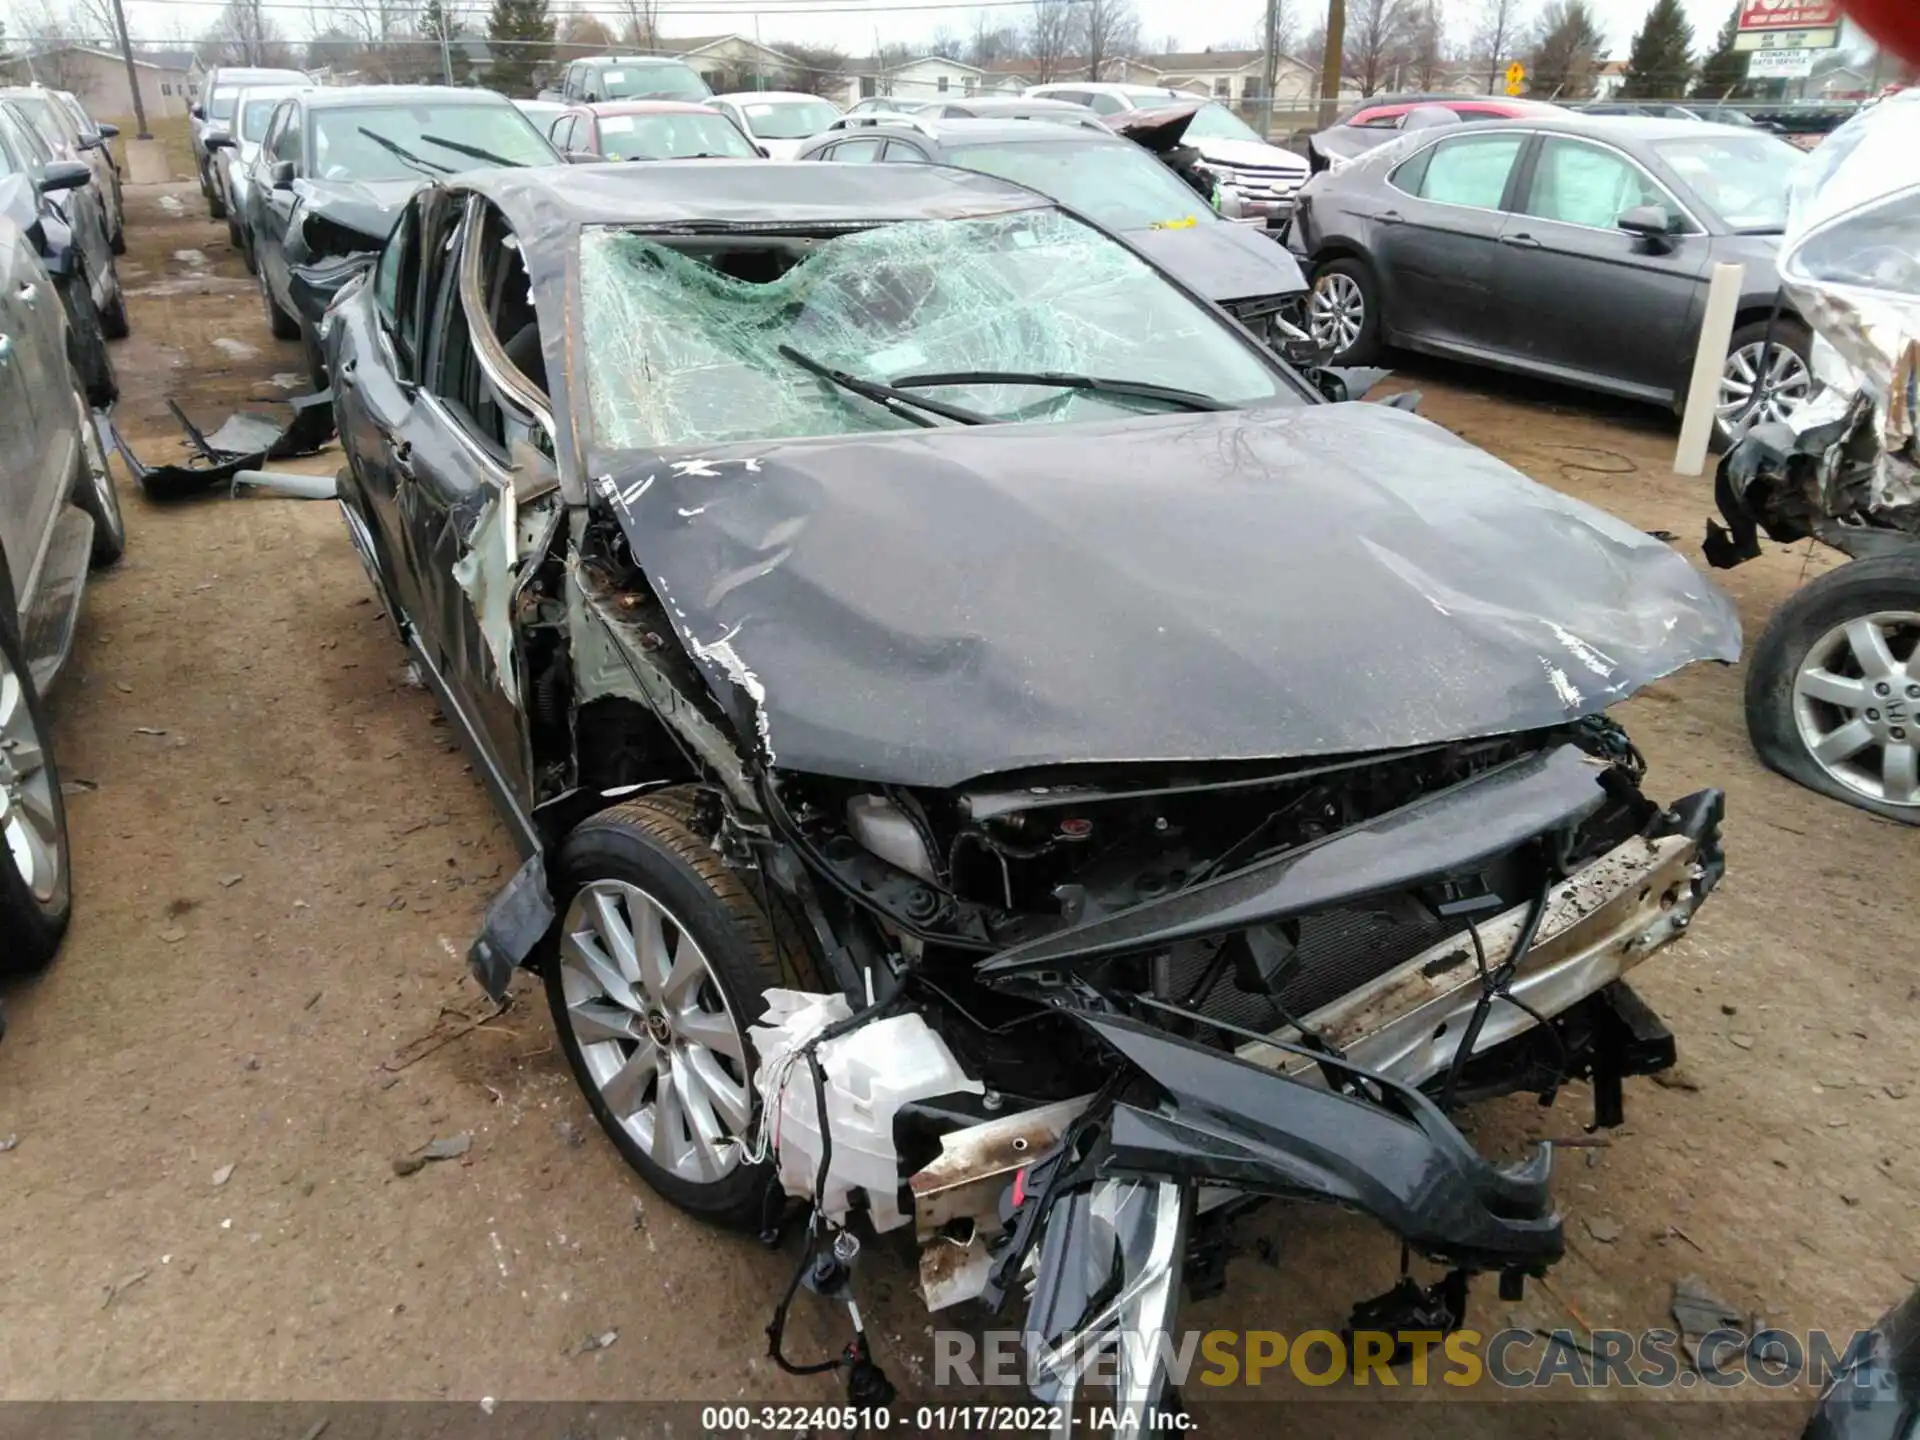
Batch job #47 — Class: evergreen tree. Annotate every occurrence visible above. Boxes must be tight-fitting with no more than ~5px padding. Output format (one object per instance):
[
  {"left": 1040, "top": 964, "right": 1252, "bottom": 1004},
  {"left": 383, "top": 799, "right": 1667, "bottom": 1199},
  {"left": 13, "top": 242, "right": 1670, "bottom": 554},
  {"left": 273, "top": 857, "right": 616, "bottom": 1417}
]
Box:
[
  {"left": 485, "top": 0, "right": 552, "bottom": 97},
  {"left": 1619, "top": 0, "right": 1694, "bottom": 99},
  {"left": 1691, "top": 5, "right": 1748, "bottom": 99},
  {"left": 1527, "top": 0, "right": 1605, "bottom": 98},
  {"left": 421, "top": 0, "right": 472, "bottom": 84}
]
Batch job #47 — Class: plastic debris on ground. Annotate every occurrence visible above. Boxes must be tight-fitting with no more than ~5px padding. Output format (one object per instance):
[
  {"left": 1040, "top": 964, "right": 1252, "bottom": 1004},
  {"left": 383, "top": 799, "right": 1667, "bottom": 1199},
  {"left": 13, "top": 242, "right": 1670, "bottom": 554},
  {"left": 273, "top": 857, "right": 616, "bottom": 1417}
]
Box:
[{"left": 107, "top": 392, "right": 336, "bottom": 501}]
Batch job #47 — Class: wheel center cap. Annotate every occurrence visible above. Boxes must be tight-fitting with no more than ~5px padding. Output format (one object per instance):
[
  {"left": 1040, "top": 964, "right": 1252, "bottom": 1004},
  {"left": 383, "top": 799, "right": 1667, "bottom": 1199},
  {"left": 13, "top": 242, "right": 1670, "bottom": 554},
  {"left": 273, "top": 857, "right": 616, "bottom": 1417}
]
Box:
[{"left": 645, "top": 1011, "right": 672, "bottom": 1046}]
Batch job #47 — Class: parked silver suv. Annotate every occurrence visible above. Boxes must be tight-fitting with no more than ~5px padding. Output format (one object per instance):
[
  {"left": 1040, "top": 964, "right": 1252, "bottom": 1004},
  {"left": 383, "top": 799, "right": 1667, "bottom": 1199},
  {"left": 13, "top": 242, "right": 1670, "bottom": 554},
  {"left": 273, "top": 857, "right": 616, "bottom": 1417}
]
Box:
[{"left": 192, "top": 64, "right": 309, "bottom": 220}]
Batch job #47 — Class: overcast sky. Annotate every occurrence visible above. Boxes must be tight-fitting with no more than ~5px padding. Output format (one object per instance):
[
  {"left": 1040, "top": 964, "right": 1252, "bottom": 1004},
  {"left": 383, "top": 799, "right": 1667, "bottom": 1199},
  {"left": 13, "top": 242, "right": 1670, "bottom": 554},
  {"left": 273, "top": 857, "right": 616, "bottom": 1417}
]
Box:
[{"left": 18, "top": 0, "right": 1876, "bottom": 65}]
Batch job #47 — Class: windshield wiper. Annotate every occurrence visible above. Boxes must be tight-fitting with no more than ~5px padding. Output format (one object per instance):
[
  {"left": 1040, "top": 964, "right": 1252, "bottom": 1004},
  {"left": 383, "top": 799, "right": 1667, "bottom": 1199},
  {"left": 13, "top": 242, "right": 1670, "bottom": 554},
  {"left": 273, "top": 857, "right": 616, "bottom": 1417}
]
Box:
[
  {"left": 419, "top": 133, "right": 528, "bottom": 169},
  {"left": 889, "top": 369, "right": 1231, "bottom": 413},
  {"left": 777, "top": 345, "right": 993, "bottom": 427},
  {"left": 356, "top": 126, "right": 451, "bottom": 176}
]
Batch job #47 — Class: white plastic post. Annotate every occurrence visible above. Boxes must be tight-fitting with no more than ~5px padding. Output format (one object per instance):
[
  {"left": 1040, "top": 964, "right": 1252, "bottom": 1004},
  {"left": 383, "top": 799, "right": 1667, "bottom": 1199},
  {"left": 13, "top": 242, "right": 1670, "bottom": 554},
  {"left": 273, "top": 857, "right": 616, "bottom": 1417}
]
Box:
[{"left": 1673, "top": 262, "right": 1746, "bottom": 477}]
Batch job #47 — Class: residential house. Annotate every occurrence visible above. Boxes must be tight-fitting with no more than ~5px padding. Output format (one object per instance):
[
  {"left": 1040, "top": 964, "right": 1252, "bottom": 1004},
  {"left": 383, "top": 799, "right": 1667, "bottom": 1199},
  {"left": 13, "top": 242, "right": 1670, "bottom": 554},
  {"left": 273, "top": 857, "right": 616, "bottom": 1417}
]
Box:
[
  {"left": 652, "top": 34, "right": 806, "bottom": 91},
  {"left": 1140, "top": 49, "right": 1317, "bottom": 104},
  {"left": 834, "top": 55, "right": 1009, "bottom": 107},
  {"left": 0, "top": 44, "right": 197, "bottom": 122}
]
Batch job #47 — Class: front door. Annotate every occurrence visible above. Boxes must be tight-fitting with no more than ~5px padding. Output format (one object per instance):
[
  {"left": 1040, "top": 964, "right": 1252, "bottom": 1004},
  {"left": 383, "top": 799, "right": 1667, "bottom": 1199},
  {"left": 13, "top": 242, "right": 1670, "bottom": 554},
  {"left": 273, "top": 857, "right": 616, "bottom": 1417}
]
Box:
[
  {"left": 1491, "top": 134, "right": 1709, "bottom": 400},
  {"left": 256, "top": 102, "right": 304, "bottom": 316}
]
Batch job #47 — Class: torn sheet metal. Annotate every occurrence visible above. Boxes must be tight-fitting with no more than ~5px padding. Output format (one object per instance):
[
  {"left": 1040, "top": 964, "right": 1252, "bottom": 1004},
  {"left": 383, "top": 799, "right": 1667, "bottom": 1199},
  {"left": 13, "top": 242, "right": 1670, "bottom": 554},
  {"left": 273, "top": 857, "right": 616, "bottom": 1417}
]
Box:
[
  {"left": 1776, "top": 88, "right": 1920, "bottom": 515},
  {"left": 112, "top": 392, "right": 336, "bottom": 500},
  {"left": 603, "top": 400, "right": 1740, "bottom": 788},
  {"left": 451, "top": 496, "right": 518, "bottom": 694}
]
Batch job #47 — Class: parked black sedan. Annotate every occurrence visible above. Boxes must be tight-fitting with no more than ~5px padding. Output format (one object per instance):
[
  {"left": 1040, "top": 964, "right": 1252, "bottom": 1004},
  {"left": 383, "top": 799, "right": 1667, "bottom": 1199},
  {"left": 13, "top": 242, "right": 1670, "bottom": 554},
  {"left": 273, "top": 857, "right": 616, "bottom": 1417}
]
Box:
[
  {"left": 238, "top": 85, "right": 559, "bottom": 382},
  {"left": 1288, "top": 115, "right": 1810, "bottom": 438}
]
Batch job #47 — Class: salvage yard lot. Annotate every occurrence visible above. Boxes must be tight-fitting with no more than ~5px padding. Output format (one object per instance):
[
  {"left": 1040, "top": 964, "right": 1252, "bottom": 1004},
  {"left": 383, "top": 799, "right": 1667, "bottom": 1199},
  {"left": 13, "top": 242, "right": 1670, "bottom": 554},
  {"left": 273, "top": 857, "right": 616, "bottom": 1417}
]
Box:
[{"left": 0, "top": 182, "right": 1914, "bottom": 1431}]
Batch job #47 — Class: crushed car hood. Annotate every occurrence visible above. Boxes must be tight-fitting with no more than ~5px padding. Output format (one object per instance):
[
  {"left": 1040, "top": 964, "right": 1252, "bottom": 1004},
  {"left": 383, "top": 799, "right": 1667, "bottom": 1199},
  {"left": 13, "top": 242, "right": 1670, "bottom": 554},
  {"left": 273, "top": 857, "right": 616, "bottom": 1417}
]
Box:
[
  {"left": 605, "top": 402, "right": 1740, "bottom": 787},
  {"left": 1125, "top": 220, "right": 1305, "bottom": 303},
  {"left": 294, "top": 176, "right": 419, "bottom": 242}
]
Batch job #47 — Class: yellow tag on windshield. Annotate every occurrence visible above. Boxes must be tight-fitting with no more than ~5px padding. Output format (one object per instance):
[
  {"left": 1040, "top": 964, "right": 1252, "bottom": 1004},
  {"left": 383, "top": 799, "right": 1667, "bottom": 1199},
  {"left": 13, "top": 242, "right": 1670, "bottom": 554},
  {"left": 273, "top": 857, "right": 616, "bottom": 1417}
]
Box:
[{"left": 1151, "top": 215, "right": 1200, "bottom": 230}]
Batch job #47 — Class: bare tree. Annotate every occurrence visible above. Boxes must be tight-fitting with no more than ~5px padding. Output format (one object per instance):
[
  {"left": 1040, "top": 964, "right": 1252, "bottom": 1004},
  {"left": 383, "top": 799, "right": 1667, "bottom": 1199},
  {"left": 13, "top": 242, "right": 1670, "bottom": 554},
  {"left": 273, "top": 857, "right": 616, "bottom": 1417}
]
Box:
[
  {"left": 1025, "top": 0, "right": 1076, "bottom": 82},
  {"left": 1076, "top": 0, "right": 1138, "bottom": 80},
  {"left": 1344, "top": 0, "right": 1416, "bottom": 95},
  {"left": 611, "top": 0, "right": 660, "bottom": 49},
  {"left": 7, "top": 0, "right": 93, "bottom": 86},
  {"left": 926, "top": 24, "right": 964, "bottom": 59},
  {"left": 202, "top": 0, "right": 295, "bottom": 67},
  {"left": 1473, "top": 0, "right": 1527, "bottom": 92},
  {"left": 556, "top": 7, "right": 612, "bottom": 61},
  {"left": 966, "top": 12, "right": 1020, "bottom": 67},
  {"left": 1407, "top": 0, "right": 1445, "bottom": 88},
  {"left": 777, "top": 40, "right": 848, "bottom": 95}
]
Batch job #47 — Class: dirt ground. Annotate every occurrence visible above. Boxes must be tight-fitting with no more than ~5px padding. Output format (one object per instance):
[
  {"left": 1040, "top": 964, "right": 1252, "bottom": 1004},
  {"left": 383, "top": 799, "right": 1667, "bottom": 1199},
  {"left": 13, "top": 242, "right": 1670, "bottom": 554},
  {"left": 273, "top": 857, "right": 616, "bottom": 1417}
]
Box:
[{"left": 1, "top": 183, "right": 1914, "bottom": 1432}]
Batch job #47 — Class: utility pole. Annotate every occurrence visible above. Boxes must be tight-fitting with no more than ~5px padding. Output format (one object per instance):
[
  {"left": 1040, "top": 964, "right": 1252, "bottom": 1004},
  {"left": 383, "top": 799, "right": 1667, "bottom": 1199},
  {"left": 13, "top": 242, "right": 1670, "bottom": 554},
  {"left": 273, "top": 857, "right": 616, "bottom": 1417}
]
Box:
[
  {"left": 108, "top": 0, "right": 149, "bottom": 139},
  {"left": 1260, "top": 0, "right": 1278, "bottom": 138},
  {"left": 1318, "top": 0, "right": 1344, "bottom": 127}
]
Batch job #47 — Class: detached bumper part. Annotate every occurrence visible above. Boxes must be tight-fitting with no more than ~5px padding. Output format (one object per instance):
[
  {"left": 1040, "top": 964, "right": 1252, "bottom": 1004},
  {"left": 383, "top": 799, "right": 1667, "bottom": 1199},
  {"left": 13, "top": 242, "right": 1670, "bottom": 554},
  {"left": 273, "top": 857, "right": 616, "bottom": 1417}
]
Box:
[
  {"left": 1084, "top": 1014, "right": 1562, "bottom": 1271},
  {"left": 467, "top": 852, "right": 554, "bottom": 1001}
]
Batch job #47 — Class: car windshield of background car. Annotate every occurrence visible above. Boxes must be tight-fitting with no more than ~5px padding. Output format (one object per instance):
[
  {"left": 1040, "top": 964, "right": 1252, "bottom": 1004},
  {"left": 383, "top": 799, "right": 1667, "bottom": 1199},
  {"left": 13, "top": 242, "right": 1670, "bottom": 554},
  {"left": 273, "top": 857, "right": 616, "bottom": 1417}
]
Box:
[
  {"left": 209, "top": 88, "right": 244, "bottom": 121},
  {"left": 8, "top": 93, "right": 65, "bottom": 150},
  {"left": 238, "top": 97, "right": 283, "bottom": 143},
  {"left": 599, "top": 65, "right": 710, "bottom": 100},
  {"left": 1180, "top": 104, "right": 1266, "bottom": 143},
  {"left": 948, "top": 139, "right": 1214, "bottom": 232},
  {"left": 739, "top": 99, "right": 840, "bottom": 139},
  {"left": 1654, "top": 133, "right": 1801, "bottom": 233},
  {"left": 580, "top": 208, "right": 1288, "bottom": 449},
  {"left": 597, "top": 111, "right": 756, "bottom": 160},
  {"left": 311, "top": 104, "right": 555, "bottom": 179}
]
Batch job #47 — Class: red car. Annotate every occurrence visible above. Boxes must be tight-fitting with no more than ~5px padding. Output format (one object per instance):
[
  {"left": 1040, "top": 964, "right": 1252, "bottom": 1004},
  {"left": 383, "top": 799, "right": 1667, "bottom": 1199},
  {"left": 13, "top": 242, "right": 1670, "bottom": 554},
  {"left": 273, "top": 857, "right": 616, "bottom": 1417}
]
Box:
[
  {"left": 544, "top": 100, "right": 761, "bottom": 162},
  {"left": 1310, "top": 94, "right": 1562, "bottom": 171}
]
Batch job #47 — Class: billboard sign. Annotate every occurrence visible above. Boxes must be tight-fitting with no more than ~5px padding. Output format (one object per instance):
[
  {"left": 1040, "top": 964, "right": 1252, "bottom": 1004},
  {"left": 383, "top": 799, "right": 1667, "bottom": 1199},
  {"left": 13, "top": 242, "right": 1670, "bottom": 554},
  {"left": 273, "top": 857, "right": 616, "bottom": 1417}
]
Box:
[
  {"left": 1737, "top": 0, "right": 1842, "bottom": 31},
  {"left": 1746, "top": 48, "right": 1817, "bottom": 77}
]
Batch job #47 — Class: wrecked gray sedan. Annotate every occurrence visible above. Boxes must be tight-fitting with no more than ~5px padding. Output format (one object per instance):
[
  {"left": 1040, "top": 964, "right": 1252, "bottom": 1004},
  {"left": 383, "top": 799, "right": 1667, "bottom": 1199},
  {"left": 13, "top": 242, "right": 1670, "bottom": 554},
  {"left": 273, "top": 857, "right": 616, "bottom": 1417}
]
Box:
[{"left": 327, "top": 161, "right": 1738, "bottom": 1427}]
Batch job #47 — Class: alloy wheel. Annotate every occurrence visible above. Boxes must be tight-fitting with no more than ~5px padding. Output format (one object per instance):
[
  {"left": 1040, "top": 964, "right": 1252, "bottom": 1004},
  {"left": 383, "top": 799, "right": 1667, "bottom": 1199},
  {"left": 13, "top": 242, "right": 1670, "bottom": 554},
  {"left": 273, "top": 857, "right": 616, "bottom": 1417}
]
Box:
[
  {"left": 0, "top": 651, "right": 63, "bottom": 905},
  {"left": 557, "top": 879, "right": 752, "bottom": 1184},
  {"left": 1791, "top": 610, "right": 1920, "bottom": 809},
  {"left": 1718, "top": 341, "right": 1813, "bottom": 431},
  {"left": 1307, "top": 272, "right": 1365, "bottom": 354}
]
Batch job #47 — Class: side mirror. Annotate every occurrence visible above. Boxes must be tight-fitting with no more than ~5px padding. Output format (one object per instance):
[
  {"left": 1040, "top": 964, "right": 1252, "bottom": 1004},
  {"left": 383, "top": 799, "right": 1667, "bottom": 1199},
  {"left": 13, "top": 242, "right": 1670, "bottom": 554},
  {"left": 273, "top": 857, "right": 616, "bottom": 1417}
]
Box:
[
  {"left": 270, "top": 160, "right": 295, "bottom": 189},
  {"left": 190, "top": 103, "right": 205, "bottom": 121},
  {"left": 36, "top": 159, "right": 92, "bottom": 194},
  {"left": 97, "top": 122, "right": 120, "bottom": 140},
  {"left": 205, "top": 129, "right": 235, "bottom": 151},
  {"left": 1618, "top": 204, "right": 1678, "bottom": 239}
]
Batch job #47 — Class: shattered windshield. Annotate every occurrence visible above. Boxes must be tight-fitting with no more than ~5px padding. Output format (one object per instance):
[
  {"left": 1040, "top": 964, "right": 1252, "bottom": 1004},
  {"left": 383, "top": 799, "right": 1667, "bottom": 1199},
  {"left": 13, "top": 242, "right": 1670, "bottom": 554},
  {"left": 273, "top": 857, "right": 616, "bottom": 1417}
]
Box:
[
  {"left": 596, "top": 110, "right": 755, "bottom": 160},
  {"left": 1654, "top": 134, "right": 1802, "bottom": 233},
  {"left": 580, "top": 209, "right": 1288, "bottom": 450},
  {"left": 946, "top": 140, "right": 1214, "bottom": 232},
  {"left": 310, "top": 103, "right": 555, "bottom": 180},
  {"left": 599, "top": 64, "right": 712, "bottom": 101}
]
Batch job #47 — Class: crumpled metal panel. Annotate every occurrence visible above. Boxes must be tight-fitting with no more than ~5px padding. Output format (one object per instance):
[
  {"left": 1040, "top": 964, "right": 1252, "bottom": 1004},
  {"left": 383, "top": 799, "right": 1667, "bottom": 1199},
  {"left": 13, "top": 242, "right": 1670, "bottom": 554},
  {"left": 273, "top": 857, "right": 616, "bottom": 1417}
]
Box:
[
  {"left": 603, "top": 400, "right": 1740, "bottom": 788},
  {"left": 1777, "top": 89, "right": 1920, "bottom": 515}
]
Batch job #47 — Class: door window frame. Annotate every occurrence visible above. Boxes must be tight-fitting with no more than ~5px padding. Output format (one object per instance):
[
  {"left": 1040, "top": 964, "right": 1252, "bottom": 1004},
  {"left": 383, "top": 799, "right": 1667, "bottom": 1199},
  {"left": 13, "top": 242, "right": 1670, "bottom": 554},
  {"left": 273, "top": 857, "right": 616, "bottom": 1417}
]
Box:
[
  {"left": 1515, "top": 133, "right": 1705, "bottom": 237},
  {"left": 1385, "top": 127, "right": 1530, "bottom": 215}
]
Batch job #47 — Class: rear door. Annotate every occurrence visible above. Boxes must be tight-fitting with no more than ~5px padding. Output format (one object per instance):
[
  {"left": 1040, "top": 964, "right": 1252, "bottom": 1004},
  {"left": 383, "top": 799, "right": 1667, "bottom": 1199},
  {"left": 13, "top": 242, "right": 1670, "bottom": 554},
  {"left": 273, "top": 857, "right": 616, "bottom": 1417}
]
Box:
[
  {"left": 1373, "top": 129, "right": 1528, "bottom": 349},
  {"left": 0, "top": 211, "right": 49, "bottom": 611},
  {"left": 1491, "top": 133, "right": 1709, "bottom": 398}
]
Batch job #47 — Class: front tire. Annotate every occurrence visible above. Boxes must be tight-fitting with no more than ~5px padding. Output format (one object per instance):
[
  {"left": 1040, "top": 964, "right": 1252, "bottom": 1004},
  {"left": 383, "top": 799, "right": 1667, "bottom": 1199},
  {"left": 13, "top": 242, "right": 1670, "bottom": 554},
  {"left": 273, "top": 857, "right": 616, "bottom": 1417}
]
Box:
[
  {"left": 261, "top": 269, "right": 299, "bottom": 341},
  {"left": 57, "top": 267, "right": 118, "bottom": 409},
  {"left": 1306, "top": 256, "right": 1382, "bottom": 365},
  {"left": 542, "top": 791, "right": 806, "bottom": 1228},
  {"left": 0, "top": 622, "right": 72, "bottom": 975},
  {"left": 1746, "top": 553, "right": 1920, "bottom": 825}
]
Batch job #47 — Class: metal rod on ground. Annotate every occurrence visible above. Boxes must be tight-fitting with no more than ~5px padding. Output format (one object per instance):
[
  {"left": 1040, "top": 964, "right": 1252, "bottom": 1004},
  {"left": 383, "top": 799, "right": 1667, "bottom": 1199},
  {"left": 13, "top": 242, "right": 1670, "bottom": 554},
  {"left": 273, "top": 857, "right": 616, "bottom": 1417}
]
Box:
[{"left": 1673, "top": 261, "right": 1746, "bottom": 478}]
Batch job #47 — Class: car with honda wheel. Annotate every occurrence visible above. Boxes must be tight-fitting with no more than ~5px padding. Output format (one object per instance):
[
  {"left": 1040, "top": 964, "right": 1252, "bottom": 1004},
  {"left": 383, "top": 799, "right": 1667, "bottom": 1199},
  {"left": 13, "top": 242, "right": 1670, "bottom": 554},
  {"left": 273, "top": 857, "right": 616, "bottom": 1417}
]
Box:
[
  {"left": 0, "top": 99, "right": 126, "bottom": 407},
  {"left": 1288, "top": 113, "right": 1813, "bottom": 443},
  {"left": 0, "top": 199, "right": 126, "bottom": 998},
  {"left": 240, "top": 85, "right": 559, "bottom": 386},
  {"left": 325, "top": 159, "right": 1738, "bottom": 1428}
]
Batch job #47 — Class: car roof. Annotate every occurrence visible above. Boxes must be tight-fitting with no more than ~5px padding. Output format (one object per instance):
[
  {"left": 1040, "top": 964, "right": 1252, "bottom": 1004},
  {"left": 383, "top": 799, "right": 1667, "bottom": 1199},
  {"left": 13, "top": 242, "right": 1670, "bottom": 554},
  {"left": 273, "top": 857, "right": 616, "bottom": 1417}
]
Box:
[
  {"left": 1473, "top": 112, "right": 1762, "bottom": 143},
  {"left": 712, "top": 91, "right": 831, "bottom": 105},
  {"left": 823, "top": 116, "right": 1125, "bottom": 148},
  {"left": 302, "top": 85, "right": 517, "bottom": 110},
  {"left": 579, "top": 55, "right": 698, "bottom": 68},
  {"left": 472, "top": 157, "right": 1049, "bottom": 234},
  {"left": 584, "top": 99, "right": 719, "bottom": 115}
]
